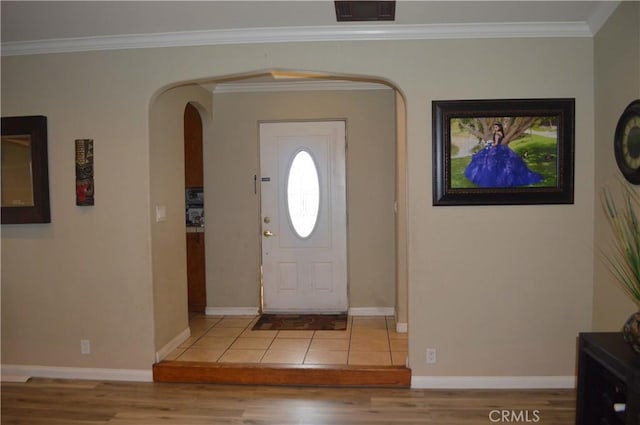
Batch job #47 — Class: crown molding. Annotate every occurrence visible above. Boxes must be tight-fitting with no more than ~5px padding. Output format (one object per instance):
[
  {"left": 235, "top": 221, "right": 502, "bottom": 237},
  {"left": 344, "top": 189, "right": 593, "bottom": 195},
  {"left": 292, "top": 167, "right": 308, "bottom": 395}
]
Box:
[
  {"left": 1, "top": 21, "right": 593, "bottom": 57},
  {"left": 213, "top": 80, "right": 392, "bottom": 93}
]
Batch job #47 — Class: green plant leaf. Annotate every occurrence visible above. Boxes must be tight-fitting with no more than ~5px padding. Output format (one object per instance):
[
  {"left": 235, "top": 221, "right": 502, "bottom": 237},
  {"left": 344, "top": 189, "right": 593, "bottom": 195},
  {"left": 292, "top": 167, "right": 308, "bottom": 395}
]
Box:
[{"left": 601, "top": 180, "right": 640, "bottom": 306}]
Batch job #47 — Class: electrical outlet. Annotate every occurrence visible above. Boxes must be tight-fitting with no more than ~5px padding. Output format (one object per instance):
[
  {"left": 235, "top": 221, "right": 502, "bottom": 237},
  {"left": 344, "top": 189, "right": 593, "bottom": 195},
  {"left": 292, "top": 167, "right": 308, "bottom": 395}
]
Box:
[
  {"left": 426, "top": 348, "right": 436, "bottom": 364},
  {"left": 80, "top": 339, "right": 91, "bottom": 355}
]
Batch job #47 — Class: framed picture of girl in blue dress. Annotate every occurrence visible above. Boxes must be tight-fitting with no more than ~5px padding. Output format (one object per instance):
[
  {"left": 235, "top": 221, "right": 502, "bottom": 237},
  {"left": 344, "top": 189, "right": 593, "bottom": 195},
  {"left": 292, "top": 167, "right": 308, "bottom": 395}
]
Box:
[{"left": 432, "top": 98, "right": 575, "bottom": 206}]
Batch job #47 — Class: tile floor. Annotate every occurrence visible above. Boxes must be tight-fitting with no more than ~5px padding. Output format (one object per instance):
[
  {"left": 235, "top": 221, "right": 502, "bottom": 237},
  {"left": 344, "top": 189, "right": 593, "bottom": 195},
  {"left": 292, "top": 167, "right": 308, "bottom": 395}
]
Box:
[{"left": 166, "top": 314, "right": 408, "bottom": 367}]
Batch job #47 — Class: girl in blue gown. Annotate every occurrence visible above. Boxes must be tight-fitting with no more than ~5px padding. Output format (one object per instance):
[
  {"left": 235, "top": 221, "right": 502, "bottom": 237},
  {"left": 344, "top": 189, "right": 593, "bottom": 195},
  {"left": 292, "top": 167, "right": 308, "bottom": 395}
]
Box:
[{"left": 464, "top": 123, "right": 543, "bottom": 188}]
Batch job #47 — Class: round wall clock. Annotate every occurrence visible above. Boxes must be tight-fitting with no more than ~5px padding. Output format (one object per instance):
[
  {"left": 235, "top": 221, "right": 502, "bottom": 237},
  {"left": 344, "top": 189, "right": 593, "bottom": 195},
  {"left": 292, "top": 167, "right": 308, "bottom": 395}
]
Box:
[{"left": 614, "top": 99, "right": 640, "bottom": 184}]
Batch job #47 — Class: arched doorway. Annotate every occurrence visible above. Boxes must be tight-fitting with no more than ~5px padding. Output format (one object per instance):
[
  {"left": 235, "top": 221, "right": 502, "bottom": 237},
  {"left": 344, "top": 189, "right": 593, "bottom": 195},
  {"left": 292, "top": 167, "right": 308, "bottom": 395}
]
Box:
[{"left": 150, "top": 71, "right": 408, "bottom": 382}]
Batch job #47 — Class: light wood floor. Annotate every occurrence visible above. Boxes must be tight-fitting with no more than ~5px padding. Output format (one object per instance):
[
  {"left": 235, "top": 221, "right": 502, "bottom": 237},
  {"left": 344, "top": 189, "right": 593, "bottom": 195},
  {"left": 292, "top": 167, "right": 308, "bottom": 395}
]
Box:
[{"left": 1, "top": 378, "right": 576, "bottom": 424}]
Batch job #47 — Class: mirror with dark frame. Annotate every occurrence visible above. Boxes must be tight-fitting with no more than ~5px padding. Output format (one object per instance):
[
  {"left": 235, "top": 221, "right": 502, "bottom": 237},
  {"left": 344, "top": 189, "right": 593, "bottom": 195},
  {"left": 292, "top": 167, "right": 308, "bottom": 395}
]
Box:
[{"left": 1, "top": 115, "right": 51, "bottom": 223}]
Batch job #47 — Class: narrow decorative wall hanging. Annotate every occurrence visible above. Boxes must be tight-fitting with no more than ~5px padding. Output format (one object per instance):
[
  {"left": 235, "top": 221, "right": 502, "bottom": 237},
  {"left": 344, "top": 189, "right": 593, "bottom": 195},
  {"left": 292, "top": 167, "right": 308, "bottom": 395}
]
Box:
[{"left": 75, "top": 139, "right": 94, "bottom": 206}]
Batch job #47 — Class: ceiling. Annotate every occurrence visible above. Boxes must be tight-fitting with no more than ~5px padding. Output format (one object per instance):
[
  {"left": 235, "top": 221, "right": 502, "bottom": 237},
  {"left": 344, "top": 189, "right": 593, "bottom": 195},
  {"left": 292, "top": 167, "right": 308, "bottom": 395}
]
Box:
[
  {"left": 1, "top": 1, "right": 616, "bottom": 44},
  {"left": 0, "top": 1, "right": 618, "bottom": 87}
]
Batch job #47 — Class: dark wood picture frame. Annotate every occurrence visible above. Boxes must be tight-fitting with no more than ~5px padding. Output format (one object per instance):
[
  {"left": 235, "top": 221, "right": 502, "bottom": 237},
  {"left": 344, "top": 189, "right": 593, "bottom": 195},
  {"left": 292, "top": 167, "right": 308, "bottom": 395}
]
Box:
[
  {"left": 432, "top": 98, "right": 575, "bottom": 206},
  {"left": 1, "top": 115, "right": 51, "bottom": 223}
]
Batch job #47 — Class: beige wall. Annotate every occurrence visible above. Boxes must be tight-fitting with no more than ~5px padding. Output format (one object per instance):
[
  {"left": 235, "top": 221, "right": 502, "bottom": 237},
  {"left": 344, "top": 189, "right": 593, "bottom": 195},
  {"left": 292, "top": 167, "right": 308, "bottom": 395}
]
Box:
[
  {"left": 149, "top": 84, "right": 213, "bottom": 350},
  {"left": 1, "top": 33, "right": 599, "bottom": 378},
  {"left": 593, "top": 1, "right": 640, "bottom": 330},
  {"left": 1, "top": 50, "right": 156, "bottom": 369},
  {"left": 407, "top": 38, "right": 594, "bottom": 377},
  {"left": 206, "top": 89, "right": 397, "bottom": 310},
  {"left": 395, "top": 92, "right": 408, "bottom": 326}
]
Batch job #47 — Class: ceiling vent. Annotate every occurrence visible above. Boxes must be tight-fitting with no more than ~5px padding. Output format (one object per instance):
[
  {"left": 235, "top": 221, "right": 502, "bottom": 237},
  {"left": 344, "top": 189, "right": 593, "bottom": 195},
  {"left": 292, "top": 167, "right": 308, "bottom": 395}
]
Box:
[{"left": 335, "top": 1, "right": 396, "bottom": 22}]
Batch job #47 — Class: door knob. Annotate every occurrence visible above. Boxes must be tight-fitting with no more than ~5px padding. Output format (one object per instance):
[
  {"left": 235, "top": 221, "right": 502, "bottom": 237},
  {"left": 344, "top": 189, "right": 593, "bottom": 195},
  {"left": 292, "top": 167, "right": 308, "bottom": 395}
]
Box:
[{"left": 263, "top": 230, "right": 275, "bottom": 237}]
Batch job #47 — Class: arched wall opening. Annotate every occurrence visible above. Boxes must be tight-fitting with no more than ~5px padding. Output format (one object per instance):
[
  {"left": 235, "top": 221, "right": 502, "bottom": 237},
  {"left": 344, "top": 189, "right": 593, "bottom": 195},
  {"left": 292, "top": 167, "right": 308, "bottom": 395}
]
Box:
[
  {"left": 149, "top": 70, "right": 408, "bottom": 362},
  {"left": 149, "top": 84, "right": 214, "bottom": 356}
]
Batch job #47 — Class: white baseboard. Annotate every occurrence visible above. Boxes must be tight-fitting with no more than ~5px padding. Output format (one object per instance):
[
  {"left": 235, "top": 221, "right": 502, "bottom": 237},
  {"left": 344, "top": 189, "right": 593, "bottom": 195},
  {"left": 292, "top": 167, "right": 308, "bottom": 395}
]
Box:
[
  {"left": 205, "top": 306, "right": 259, "bottom": 316},
  {"left": 1, "top": 364, "right": 153, "bottom": 382},
  {"left": 396, "top": 322, "right": 408, "bottom": 333},
  {"left": 348, "top": 307, "right": 395, "bottom": 316},
  {"left": 155, "top": 327, "right": 191, "bottom": 363},
  {"left": 204, "top": 307, "right": 398, "bottom": 317},
  {"left": 1, "top": 375, "right": 31, "bottom": 383},
  {"left": 411, "top": 375, "right": 576, "bottom": 389}
]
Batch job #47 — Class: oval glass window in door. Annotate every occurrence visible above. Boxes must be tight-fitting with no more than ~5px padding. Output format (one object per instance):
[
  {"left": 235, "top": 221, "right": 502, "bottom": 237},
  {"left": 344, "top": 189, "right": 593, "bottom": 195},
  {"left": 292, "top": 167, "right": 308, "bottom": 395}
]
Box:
[{"left": 286, "top": 150, "right": 320, "bottom": 238}]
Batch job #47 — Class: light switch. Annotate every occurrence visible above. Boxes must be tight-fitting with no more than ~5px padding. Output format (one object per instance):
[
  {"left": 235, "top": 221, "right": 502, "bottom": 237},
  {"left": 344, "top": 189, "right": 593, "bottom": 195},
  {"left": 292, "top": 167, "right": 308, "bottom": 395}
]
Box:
[{"left": 155, "top": 205, "right": 167, "bottom": 222}]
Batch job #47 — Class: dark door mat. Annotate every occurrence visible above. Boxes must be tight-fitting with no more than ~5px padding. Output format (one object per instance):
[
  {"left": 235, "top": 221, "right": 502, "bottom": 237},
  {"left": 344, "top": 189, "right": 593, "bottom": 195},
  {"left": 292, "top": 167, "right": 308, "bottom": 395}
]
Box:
[{"left": 252, "top": 313, "right": 348, "bottom": 331}]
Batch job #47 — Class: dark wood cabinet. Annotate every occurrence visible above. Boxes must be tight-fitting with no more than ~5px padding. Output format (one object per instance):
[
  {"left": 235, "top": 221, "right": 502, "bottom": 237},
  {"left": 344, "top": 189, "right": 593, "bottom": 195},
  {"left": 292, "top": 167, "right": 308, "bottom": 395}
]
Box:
[
  {"left": 186, "top": 232, "right": 206, "bottom": 313},
  {"left": 184, "top": 102, "right": 206, "bottom": 313},
  {"left": 576, "top": 332, "right": 640, "bottom": 425},
  {"left": 184, "top": 103, "right": 203, "bottom": 187}
]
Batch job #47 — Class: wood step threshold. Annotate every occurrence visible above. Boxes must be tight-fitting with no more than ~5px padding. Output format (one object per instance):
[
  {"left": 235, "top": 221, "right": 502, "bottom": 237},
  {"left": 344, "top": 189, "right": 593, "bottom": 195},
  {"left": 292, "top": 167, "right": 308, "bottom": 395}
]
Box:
[{"left": 153, "top": 361, "right": 411, "bottom": 388}]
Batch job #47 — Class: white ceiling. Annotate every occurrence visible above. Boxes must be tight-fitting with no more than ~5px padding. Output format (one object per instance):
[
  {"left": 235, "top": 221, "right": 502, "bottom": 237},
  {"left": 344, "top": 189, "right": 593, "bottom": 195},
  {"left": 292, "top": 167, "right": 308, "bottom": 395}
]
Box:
[
  {"left": 1, "top": 1, "right": 617, "bottom": 44},
  {"left": 0, "top": 1, "right": 620, "bottom": 91}
]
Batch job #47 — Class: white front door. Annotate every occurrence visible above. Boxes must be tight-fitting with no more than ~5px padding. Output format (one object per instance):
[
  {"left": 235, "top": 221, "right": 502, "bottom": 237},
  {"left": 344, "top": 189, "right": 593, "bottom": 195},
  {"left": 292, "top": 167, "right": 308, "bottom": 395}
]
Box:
[{"left": 259, "top": 121, "right": 347, "bottom": 313}]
